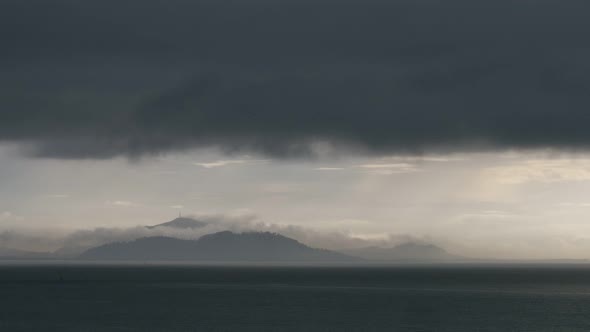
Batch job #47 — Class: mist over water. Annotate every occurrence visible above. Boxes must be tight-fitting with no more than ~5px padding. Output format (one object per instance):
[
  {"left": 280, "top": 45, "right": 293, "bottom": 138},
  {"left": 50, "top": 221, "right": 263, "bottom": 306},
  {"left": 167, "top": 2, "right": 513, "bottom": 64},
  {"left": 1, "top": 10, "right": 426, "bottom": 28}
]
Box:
[
  {"left": 0, "top": 214, "right": 426, "bottom": 255},
  {"left": 3, "top": 0, "right": 590, "bottom": 330}
]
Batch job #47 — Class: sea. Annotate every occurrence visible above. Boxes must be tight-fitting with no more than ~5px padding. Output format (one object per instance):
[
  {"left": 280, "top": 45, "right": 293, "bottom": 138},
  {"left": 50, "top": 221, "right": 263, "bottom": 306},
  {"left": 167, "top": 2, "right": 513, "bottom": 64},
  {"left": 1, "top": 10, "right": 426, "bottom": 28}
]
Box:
[{"left": 1, "top": 263, "right": 590, "bottom": 331}]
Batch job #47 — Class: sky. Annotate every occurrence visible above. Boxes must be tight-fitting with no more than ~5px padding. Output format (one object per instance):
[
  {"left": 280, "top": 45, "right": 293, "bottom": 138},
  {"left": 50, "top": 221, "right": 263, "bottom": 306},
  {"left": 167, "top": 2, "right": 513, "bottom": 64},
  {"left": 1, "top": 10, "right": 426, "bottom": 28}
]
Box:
[{"left": 2, "top": 0, "right": 590, "bottom": 259}]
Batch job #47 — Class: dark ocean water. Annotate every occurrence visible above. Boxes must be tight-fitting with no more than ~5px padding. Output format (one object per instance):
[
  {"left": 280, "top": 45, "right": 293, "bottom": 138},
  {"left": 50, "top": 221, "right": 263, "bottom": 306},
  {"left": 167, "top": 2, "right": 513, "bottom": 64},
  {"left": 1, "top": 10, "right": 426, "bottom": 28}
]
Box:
[{"left": 2, "top": 264, "right": 590, "bottom": 331}]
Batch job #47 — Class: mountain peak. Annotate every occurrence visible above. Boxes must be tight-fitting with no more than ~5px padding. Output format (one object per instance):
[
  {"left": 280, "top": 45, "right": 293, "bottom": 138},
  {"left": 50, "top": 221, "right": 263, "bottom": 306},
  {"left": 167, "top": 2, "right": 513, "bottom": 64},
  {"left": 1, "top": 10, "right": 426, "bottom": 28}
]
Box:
[{"left": 147, "top": 217, "right": 208, "bottom": 229}]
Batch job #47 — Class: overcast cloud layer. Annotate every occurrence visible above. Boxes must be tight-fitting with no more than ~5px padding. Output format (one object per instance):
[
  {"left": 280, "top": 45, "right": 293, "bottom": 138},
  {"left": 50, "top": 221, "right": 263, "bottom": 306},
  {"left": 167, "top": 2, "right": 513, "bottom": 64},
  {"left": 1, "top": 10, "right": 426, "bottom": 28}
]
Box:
[{"left": 2, "top": 0, "right": 590, "bottom": 158}]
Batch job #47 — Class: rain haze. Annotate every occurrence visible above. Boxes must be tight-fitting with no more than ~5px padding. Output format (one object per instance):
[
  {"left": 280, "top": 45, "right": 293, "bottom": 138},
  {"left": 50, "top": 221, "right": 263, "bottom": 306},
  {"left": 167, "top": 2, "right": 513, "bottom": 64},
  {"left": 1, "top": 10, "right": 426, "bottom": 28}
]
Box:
[
  {"left": 6, "top": 1, "right": 590, "bottom": 331},
  {"left": 2, "top": 0, "right": 590, "bottom": 260}
]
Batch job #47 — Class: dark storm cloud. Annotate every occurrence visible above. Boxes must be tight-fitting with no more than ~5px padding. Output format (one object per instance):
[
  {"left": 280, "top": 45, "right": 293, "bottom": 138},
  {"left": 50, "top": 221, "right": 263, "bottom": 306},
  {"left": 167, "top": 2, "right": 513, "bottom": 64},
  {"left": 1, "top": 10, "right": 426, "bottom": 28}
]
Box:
[{"left": 2, "top": 0, "right": 590, "bottom": 158}]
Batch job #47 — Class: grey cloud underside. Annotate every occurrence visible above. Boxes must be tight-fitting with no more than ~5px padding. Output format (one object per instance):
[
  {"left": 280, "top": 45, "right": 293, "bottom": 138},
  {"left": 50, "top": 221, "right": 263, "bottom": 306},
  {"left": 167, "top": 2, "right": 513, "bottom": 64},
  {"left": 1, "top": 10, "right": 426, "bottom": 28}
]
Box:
[{"left": 2, "top": 0, "right": 590, "bottom": 158}]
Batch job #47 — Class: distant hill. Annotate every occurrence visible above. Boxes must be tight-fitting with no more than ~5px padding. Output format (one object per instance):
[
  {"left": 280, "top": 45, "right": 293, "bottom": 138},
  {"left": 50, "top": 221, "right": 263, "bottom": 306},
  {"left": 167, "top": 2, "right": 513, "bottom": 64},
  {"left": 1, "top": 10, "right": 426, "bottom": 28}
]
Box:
[
  {"left": 51, "top": 217, "right": 209, "bottom": 257},
  {"left": 342, "top": 243, "right": 463, "bottom": 262},
  {"left": 79, "top": 231, "right": 357, "bottom": 262},
  {"left": 146, "top": 217, "right": 208, "bottom": 229}
]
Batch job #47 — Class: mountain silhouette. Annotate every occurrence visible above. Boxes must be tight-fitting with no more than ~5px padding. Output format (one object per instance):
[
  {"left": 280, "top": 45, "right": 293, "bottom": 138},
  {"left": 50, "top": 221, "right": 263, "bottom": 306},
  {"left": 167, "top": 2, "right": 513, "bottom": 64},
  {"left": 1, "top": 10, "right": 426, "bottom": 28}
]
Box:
[
  {"left": 79, "top": 231, "right": 356, "bottom": 262},
  {"left": 146, "top": 217, "right": 209, "bottom": 229},
  {"left": 342, "top": 243, "right": 463, "bottom": 262}
]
